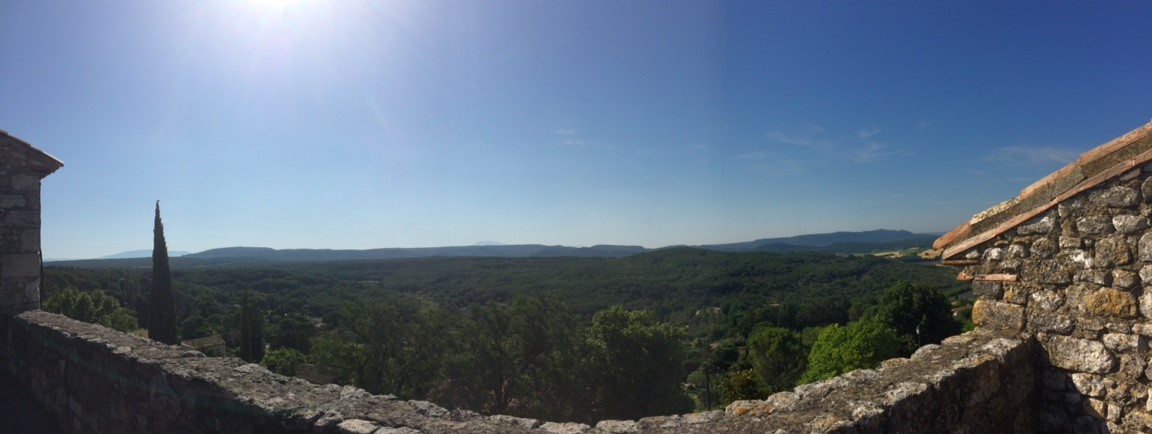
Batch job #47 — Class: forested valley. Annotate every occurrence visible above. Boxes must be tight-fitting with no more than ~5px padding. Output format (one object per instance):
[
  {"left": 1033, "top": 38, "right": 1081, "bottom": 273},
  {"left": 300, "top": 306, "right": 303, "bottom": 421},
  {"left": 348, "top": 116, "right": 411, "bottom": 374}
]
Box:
[{"left": 42, "top": 248, "right": 971, "bottom": 423}]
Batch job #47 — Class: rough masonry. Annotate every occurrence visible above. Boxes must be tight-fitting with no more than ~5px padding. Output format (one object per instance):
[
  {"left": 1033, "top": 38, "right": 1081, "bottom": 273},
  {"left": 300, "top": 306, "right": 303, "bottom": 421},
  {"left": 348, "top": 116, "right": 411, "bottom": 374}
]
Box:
[
  {"left": 936, "top": 120, "right": 1152, "bottom": 433},
  {"left": 0, "top": 130, "right": 62, "bottom": 315},
  {"left": 6, "top": 309, "right": 1034, "bottom": 434}
]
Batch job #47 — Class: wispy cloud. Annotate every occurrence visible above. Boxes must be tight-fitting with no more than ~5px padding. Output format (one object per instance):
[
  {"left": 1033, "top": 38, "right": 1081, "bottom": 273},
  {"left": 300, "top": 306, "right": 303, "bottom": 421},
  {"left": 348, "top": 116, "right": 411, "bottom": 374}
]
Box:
[
  {"left": 636, "top": 143, "right": 711, "bottom": 155},
  {"left": 761, "top": 125, "right": 908, "bottom": 165},
  {"left": 764, "top": 130, "right": 833, "bottom": 149},
  {"left": 734, "top": 150, "right": 812, "bottom": 176},
  {"left": 551, "top": 127, "right": 618, "bottom": 150},
  {"left": 849, "top": 142, "right": 912, "bottom": 163},
  {"left": 751, "top": 158, "right": 809, "bottom": 177},
  {"left": 738, "top": 151, "right": 772, "bottom": 161},
  {"left": 986, "top": 146, "right": 1078, "bottom": 167},
  {"left": 856, "top": 127, "right": 881, "bottom": 140}
]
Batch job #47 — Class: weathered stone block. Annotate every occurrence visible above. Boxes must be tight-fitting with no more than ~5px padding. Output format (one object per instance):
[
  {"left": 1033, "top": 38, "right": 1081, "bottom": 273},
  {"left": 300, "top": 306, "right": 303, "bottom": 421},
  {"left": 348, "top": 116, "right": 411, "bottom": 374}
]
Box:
[
  {"left": 1083, "top": 288, "right": 1139, "bottom": 318},
  {"left": 1077, "top": 216, "right": 1115, "bottom": 235},
  {"left": 1030, "top": 290, "right": 1064, "bottom": 311},
  {"left": 984, "top": 247, "right": 1005, "bottom": 261},
  {"left": 1030, "top": 314, "right": 1075, "bottom": 335},
  {"left": 595, "top": 419, "right": 639, "bottom": 433},
  {"left": 1045, "top": 335, "right": 1116, "bottom": 374},
  {"left": 19, "top": 228, "right": 40, "bottom": 252},
  {"left": 1061, "top": 237, "right": 1084, "bottom": 250},
  {"left": 1091, "top": 186, "right": 1140, "bottom": 208},
  {"left": 1020, "top": 216, "right": 1056, "bottom": 235},
  {"left": 1140, "top": 292, "right": 1152, "bottom": 320},
  {"left": 972, "top": 281, "right": 1003, "bottom": 299},
  {"left": 726, "top": 391, "right": 797, "bottom": 417},
  {"left": 1076, "top": 270, "right": 1111, "bottom": 286},
  {"left": 1114, "top": 269, "right": 1138, "bottom": 290},
  {"left": 972, "top": 300, "right": 1024, "bottom": 332},
  {"left": 1003, "top": 284, "right": 1031, "bottom": 304},
  {"left": 10, "top": 174, "right": 41, "bottom": 190},
  {"left": 1, "top": 253, "right": 40, "bottom": 278},
  {"left": 539, "top": 422, "right": 591, "bottom": 433},
  {"left": 337, "top": 419, "right": 381, "bottom": 434},
  {"left": 1033, "top": 237, "right": 1057, "bottom": 258},
  {"left": 1064, "top": 249, "right": 1095, "bottom": 269},
  {"left": 1, "top": 210, "right": 39, "bottom": 228},
  {"left": 1096, "top": 235, "right": 1133, "bottom": 267},
  {"left": 377, "top": 428, "right": 422, "bottom": 434},
  {"left": 1141, "top": 265, "right": 1152, "bottom": 286},
  {"left": 0, "top": 194, "right": 27, "bottom": 208},
  {"left": 1070, "top": 373, "right": 1108, "bottom": 398},
  {"left": 1140, "top": 233, "right": 1152, "bottom": 263},
  {"left": 1115, "top": 215, "right": 1151, "bottom": 234},
  {"left": 1103, "top": 333, "right": 1144, "bottom": 352},
  {"left": 488, "top": 415, "right": 540, "bottom": 429},
  {"left": 1024, "top": 260, "right": 1072, "bottom": 284}
]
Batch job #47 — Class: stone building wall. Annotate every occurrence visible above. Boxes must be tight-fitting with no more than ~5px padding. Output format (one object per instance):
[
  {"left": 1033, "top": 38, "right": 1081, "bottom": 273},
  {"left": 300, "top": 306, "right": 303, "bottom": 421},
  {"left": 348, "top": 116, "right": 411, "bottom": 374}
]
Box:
[
  {"left": 949, "top": 164, "right": 1152, "bottom": 433},
  {"left": 0, "top": 131, "right": 62, "bottom": 315}
]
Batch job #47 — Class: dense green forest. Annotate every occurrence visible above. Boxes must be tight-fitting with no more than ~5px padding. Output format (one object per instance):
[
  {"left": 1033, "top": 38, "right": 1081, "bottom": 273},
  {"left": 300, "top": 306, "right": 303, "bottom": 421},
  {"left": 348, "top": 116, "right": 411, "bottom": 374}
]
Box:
[{"left": 42, "top": 249, "right": 970, "bottom": 423}]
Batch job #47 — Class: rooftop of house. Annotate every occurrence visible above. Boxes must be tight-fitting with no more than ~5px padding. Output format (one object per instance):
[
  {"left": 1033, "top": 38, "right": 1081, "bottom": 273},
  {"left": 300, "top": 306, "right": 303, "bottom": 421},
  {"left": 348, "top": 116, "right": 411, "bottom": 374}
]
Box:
[
  {"left": 934, "top": 120, "right": 1152, "bottom": 261},
  {"left": 0, "top": 130, "right": 63, "bottom": 176},
  {"left": 180, "top": 334, "right": 226, "bottom": 350}
]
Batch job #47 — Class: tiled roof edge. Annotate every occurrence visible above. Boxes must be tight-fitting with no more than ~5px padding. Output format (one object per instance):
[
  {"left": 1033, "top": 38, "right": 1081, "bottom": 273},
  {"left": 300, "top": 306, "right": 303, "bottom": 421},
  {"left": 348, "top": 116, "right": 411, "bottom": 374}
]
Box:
[
  {"left": 937, "top": 120, "right": 1152, "bottom": 260},
  {"left": 1, "top": 129, "right": 65, "bottom": 172}
]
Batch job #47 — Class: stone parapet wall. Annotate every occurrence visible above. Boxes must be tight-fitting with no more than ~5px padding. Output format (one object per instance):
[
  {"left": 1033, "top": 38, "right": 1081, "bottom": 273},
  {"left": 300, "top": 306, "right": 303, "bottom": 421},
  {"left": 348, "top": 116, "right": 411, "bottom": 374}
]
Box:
[
  {"left": 720, "top": 330, "right": 1035, "bottom": 434},
  {"left": 953, "top": 164, "right": 1152, "bottom": 433},
  {"left": 3, "top": 310, "right": 1034, "bottom": 434},
  {"left": 5, "top": 311, "right": 535, "bottom": 434}
]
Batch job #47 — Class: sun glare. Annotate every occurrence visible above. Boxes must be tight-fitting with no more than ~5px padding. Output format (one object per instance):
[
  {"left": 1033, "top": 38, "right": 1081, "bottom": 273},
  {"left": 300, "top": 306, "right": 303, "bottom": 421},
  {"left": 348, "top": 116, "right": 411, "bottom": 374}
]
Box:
[{"left": 249, "top": 0, "right": 307, "bottom": 13}]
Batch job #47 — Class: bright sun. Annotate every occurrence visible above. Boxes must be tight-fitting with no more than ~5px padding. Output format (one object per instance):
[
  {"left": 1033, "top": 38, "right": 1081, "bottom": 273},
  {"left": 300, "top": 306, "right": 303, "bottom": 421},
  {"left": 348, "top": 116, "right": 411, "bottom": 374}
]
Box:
[{"left": 249, "top": 0, "right": 306, "bottom": 13}]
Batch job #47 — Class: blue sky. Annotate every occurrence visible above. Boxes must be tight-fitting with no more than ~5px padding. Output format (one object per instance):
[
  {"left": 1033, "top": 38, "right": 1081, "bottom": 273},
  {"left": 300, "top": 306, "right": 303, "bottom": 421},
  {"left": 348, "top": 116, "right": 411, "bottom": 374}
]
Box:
[{"left": 3, "top": 1, "right": 1151, "bottom": 259}]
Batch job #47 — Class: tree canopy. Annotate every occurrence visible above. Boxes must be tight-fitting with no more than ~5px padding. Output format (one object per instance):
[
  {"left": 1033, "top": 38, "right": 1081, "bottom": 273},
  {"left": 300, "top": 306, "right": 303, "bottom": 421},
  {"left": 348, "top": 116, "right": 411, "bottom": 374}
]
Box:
[
  {"left": 799, "top": 317, "right": 901, "bottom": 384},
  {"left": 42, "top": 250, "right": 968, "bottom": 421}
]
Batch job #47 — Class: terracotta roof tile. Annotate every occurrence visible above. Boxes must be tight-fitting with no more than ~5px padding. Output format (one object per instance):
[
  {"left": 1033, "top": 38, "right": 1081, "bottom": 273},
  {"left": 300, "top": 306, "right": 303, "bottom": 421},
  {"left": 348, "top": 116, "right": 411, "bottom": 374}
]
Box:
[{"left": 937, "top": 120, "right": 1152, "bottom": 260}]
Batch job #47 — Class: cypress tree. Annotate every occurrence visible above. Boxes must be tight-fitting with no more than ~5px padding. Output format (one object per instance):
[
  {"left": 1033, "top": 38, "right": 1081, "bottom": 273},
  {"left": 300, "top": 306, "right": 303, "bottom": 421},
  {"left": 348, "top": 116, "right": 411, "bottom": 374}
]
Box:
[
  {"left": 149, "top": 201, "right": 178, "bottom": 344},
  {"left": 238, "top": 292, "right": 265, "bottom": 363}
]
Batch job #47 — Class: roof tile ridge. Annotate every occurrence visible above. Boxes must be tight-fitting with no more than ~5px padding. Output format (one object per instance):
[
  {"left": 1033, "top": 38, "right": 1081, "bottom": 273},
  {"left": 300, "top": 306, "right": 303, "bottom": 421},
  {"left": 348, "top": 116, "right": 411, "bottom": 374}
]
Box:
[
  {"left": 1076, "top": 120, "right": 1152, "bottom": 167},
  {"left": 942, "top": 146, "right": 1152, "bottom": 260},
  {"left": 935, "top": 120, "right": 1152, "bottom": 260}
]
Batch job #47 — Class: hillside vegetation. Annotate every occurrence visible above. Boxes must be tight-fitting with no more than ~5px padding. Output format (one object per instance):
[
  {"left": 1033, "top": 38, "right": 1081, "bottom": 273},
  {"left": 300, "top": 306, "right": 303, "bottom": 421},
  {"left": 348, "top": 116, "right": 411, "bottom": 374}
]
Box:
[{"left": 42, "top": 249, "right": 967, "bottom": 422}]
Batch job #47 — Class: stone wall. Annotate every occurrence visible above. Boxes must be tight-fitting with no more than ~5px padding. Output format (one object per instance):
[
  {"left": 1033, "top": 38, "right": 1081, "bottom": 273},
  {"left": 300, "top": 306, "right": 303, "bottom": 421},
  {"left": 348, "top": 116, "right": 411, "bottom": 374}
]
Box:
[
  {"left": 0, "top": 132, "right": 61, "bottom": 315},
  {"left": 3, "top": 309, "right": 1034, "bottom": 434},
  {"left": 952, "top": 164, "right": 1152, "bottom": 433}
]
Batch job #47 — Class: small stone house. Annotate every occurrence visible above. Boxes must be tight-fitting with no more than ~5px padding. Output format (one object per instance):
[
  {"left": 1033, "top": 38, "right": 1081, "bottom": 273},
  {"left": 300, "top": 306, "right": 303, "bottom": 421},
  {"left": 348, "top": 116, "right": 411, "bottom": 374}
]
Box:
[
  {"left": 935, "top": 121, "right": 1152, "bottom": 433},
  {"left": 0, "top": 130, "right": 62, "bottom": 315},
  {"left": 180, "top": 334, "right": 228, "bottom": 356}
]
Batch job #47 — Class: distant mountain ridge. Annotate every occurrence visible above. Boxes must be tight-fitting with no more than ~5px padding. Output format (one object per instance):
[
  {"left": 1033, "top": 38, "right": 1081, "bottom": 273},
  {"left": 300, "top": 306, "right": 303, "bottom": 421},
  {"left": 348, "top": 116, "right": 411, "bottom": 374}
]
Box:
[
  {"left": 701, "top": 229, "right": 938, "bottom": 254},
  {"left": 59, "top": 229, "right": 938, "bottom": 266},
  {"left": 185, "top": 244, "right": 648, "bottom": 261},
  {"left": 101, "top": 249, "right": 190, "bottom": 259}
]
